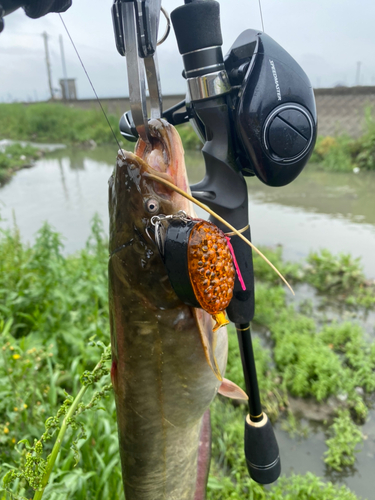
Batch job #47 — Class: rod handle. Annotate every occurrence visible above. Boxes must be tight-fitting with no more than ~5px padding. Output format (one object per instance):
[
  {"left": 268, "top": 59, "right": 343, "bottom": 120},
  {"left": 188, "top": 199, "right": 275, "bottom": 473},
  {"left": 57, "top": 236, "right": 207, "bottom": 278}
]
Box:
[{"left": 244, "top": 413, "right": 281, "bottom": 484}]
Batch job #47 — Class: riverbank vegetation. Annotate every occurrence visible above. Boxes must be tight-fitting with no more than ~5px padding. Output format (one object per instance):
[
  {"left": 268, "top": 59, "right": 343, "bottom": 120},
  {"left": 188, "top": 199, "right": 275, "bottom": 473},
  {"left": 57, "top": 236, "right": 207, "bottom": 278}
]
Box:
[
  {"left": 311, "top": 107, "right": 375, "bottom": 172},
  {"left": 0, "top": 103, "right": 198, "bottom": 151},
  {"left": 0, "top": 218, "right": 372, "bottom": 499},
  {"left": 0, "top": 144, "right": 42, "bottom": 184},
  {"left": 0, "top": 103, "right": 122, "bottom": 147},
  {"left": 2, "top": 102, "right": 375, "bottom": 174}
]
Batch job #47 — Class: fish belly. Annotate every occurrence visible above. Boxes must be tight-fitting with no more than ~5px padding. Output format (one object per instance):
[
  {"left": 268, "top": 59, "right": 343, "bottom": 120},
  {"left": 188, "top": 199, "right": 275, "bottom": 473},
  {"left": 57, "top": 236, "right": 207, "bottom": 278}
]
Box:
[{"left": 109, "top": 274, "right": 227, "bottom": 500}]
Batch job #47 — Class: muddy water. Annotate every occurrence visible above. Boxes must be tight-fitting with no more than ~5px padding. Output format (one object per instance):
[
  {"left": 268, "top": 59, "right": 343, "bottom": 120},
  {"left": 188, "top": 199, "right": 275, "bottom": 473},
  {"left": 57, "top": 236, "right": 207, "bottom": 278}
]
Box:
[{"left": 1, "top": 146, "right": 374, "bottom": 498}]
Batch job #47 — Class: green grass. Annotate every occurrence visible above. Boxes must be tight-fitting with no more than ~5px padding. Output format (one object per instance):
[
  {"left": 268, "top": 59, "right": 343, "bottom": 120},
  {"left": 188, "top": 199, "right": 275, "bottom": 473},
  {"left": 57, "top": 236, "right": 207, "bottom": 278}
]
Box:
[
  {"left": 0, "top": 220, "right": 372, "bottom": 499},
  {"left": 0, "top": 144, "right": 41, "bottom": 184},
  {"left": 0, "top": 103, "right": 202, "bottom": 151},
  {"left": 324, "top": 409, "right": 363, "bottom": 472},
  {"left": 0, "top": 103, "right": 125, "bottom": 147}
]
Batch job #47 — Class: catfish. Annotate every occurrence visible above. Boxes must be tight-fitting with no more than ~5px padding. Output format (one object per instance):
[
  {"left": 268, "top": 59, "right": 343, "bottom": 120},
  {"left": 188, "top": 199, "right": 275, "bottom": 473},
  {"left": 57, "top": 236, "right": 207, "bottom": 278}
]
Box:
[{"left": 108, "top": 119, "right": 246, "bottom": 500}]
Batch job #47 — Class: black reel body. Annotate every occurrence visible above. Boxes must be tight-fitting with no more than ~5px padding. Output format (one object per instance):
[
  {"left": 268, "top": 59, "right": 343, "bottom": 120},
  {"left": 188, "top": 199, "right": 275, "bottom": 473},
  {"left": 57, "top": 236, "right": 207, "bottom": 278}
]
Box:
[
  {"left": 224, "top": 29, "right": 317, "bottom": 186},
  {"left": 119, "top": 28, "right": 317, "bottom": 189}
]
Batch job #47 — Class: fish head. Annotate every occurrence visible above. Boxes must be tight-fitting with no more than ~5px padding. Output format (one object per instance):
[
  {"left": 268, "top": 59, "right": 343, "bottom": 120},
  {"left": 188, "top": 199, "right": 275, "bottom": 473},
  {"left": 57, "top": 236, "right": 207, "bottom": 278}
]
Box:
[{"left": 108, "top": 118, "right": 192, "bottom": 308}]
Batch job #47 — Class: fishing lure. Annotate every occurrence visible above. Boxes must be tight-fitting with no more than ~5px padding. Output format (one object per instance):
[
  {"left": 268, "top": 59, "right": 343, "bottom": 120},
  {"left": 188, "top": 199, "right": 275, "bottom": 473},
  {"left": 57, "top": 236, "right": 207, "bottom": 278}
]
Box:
[{"left": 152, "top": 211, "right": 243, "bottom": 331}]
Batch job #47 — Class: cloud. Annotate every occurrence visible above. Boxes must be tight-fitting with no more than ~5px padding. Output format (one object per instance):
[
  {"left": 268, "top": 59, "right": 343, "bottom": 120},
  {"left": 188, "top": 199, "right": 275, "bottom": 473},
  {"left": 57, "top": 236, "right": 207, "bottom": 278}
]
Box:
[{"left": 1, "top": 0, "right": 375, "bottom": 102}]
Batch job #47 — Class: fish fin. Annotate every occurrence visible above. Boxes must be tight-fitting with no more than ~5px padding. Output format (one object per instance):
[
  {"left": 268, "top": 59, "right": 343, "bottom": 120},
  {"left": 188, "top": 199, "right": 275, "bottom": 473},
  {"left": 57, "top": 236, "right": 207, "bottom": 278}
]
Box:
[
  {"left": 218, "top": 378, "right": 249, "bottom": 401},
  {"left": 193, "top": 308, "right": 222, "bottom": 381}
]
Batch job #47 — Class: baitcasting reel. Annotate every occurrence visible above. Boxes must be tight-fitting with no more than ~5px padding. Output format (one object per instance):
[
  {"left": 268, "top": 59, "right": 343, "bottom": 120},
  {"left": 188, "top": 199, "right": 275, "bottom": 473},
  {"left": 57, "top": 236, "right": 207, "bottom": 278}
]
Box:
[
  {"left": 121, "top": 12, "right": 317, "bottom": 188},
  {"left": 188, "top": 27, "right": 317, "bottom": 187}
]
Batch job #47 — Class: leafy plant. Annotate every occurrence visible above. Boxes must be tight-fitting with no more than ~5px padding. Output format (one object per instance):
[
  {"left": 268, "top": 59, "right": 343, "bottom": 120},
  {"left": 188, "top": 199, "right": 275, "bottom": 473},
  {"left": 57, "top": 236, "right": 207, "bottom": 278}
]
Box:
[
  {"left": 0, "top": 144, "right": 41, "bottom": 184},
  {"left": 305, "top": 249, "right": 364, "bottom": 293},
  {"left": 0, "top": 219, "right": 372, "bottom": 499},
  {"left": 2, "top": 341, "right": 112, "bottom": 499},
  {"left": 324, "top": 409, "right": 363, "bottom": 471}
]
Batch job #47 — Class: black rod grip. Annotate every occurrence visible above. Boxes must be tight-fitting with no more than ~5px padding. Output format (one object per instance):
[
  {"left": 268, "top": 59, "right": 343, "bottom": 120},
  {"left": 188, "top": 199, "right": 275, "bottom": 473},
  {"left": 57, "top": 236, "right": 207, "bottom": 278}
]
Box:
[
  {"left": 171, "top": 0, "right": 222, "bottom": 55},
  {"left": 244, "top": 414, "right": 281, "bottom": 484},
  {"left": 190, "top": 98, "right": 255, "bottom": 323}
]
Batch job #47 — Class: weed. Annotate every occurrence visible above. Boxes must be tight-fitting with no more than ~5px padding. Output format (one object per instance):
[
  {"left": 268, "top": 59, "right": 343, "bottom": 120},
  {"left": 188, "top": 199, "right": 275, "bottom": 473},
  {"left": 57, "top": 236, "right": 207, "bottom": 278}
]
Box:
[
  {"left": 0, "top": 220, "right": 371, "bottom": 499},
  {"left": 305, "top": 249, "right": 364, "bottom": 294},
  {"left": 0, "top": 104, "right": 123, "bottom": 147},
  {"left": 303, "top": 249, "right": 375, "bottom": 308},
  {"left": 0, "top": 144, "right": 41, "bottom": 184},
  {"left": 268, "top": 472, "right": 361, "bottom": 500},
  {"left": 324, "top": 409, "right": 363, "bottom": 471},
  {"left": 0, "top": 104, "right": 202, "bottom": 151},
  {"left": 311, "top": 135, "right": 355, "bottom": 171}
]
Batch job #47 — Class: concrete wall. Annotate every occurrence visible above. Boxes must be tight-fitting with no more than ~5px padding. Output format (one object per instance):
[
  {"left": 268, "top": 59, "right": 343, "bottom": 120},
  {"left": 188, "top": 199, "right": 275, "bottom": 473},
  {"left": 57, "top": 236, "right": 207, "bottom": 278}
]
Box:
[
  {"left": 314, "top": 86, "right": 375, "bottom": 137},
  {"left": 51, "top": 86, "right": 375, "bottom": 138}
]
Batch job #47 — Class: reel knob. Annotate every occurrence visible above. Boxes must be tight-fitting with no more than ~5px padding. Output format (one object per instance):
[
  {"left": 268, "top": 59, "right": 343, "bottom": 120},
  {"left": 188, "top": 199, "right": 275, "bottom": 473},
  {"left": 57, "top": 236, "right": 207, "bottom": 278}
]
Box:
[{"left": 264, "top": 104, "right": 314, "bottom": 161}]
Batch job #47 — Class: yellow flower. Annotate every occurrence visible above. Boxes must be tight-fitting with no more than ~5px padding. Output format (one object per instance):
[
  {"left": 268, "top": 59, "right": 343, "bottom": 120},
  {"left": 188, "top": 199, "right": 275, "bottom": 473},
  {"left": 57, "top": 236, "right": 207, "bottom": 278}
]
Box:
[
  {"left": 12, "top": 354, "right": 21, "bottom": 360},
  {"left": 14, "top": 407, "right": 18, "bottom": 412},
  {"left": 23, "top": 404, "right": 28, "bottom": 409},
  {"left": 12, "top": 438, "right": 16, "bottom": 444},
  {"left": 4, "top": 427, "right": 9, "bottom": 434},
  {"left": 9, "top": 346, "right": 14, "bottom": 351},
  {"left": 2, "top": 346, "right": 6, "bottom": 351}
]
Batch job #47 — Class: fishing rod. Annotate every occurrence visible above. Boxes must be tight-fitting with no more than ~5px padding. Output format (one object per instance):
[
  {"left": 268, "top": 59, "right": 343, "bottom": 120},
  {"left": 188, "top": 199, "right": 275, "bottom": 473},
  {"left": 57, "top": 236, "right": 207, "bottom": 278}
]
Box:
[
  {"left": 169, "top": 0, "right": 317, "bottom": 483},
  {"left": 112, "top": 0, "right": 317, "bottom": 485}
]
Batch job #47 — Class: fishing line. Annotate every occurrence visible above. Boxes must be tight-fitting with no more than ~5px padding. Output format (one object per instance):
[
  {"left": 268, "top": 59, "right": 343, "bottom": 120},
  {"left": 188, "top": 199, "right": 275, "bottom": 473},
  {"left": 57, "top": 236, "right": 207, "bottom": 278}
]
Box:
[
  {"left": 58, "top": 14, "right": 125, "bottom": 158},
  {"left": 258, "top": 0, "right": 265, "bottom": 32}
]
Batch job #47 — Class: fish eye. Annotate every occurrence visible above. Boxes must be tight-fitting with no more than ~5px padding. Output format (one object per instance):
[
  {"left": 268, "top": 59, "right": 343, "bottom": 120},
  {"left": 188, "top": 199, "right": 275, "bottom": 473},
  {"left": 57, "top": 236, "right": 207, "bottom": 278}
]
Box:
[{"left": 145, "top": 199, "right": 159, "bottom": 214}]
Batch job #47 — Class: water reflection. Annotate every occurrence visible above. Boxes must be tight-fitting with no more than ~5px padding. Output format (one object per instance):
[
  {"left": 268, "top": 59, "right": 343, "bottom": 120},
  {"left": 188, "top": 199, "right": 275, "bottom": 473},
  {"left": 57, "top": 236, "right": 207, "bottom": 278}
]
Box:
[
  {"left": 247, "top": 166, "right": 375, "bottom": 227},
  {"left": 0, "top": 147, "right": 375, "bottom": 278}
]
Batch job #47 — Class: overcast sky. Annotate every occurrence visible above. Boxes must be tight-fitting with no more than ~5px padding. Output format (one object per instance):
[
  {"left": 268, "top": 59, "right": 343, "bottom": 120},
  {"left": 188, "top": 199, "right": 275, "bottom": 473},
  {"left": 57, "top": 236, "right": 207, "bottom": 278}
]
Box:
[{"left": 0, "top": 0, "right": 374, "bottom": 102}]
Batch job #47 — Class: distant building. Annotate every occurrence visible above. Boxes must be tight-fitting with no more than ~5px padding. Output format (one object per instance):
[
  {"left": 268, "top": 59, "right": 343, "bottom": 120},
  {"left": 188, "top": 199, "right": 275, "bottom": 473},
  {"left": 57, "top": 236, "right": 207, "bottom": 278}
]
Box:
[{"left": 59, "top": 79, "right": 77, "bottom": 100}]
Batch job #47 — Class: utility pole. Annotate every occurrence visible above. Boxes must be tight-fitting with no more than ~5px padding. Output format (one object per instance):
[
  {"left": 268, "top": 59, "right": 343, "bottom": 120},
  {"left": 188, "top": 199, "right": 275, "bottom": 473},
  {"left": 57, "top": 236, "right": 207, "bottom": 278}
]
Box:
[
  {"left": 355, "top": 61, "right": 361, "bottom": 86},
  {"left": 59, "top": 34, "right": 69, "bottom": 100},
  {"left": 42, "top": 31, "right": 54, "bottom": 100}
]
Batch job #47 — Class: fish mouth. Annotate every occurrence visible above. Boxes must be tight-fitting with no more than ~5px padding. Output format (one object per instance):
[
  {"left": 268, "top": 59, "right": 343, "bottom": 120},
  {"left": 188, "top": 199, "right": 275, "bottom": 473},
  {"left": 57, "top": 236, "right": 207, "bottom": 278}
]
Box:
[{"left": 133, "top": 118, "right": 190, "bottom": 197}]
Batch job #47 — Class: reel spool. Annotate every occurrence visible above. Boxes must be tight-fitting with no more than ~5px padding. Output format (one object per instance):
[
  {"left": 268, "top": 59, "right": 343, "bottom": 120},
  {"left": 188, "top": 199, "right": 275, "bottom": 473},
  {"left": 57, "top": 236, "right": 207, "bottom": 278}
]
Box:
[{"left": 152, "top": 212, "right": 236, "bottom": 331}]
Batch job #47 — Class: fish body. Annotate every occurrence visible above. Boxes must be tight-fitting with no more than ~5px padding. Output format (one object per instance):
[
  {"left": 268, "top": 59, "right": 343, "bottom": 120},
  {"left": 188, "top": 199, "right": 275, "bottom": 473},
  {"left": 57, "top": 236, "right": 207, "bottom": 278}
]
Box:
[{"left": 108, "top": 120, "right": 228, "bottom": 500}]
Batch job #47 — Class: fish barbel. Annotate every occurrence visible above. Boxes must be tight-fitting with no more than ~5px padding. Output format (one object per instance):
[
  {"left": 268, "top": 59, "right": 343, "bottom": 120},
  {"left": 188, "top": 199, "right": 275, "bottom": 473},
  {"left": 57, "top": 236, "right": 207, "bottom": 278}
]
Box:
[{"left": 108, "top": 119, "right": 228, "bottom": 500}]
